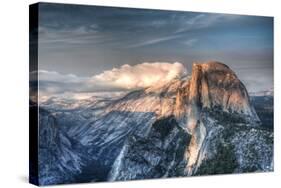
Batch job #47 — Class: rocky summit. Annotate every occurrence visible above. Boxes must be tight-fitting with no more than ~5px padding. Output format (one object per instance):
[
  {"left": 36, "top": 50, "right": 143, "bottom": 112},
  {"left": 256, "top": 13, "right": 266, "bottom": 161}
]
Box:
[{"left": 36, "top": 61, "right": 273, "bottom": 185}]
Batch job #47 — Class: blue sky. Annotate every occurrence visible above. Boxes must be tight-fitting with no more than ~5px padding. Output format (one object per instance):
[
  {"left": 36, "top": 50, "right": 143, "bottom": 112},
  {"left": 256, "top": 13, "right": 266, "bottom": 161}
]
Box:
[{"left": 37, "top": 3, "right": 273, "bottom": 93}]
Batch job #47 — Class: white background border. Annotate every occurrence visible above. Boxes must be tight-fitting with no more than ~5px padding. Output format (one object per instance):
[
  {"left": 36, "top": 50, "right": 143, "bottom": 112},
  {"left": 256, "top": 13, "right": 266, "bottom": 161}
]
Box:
[{"left": 0, "top": 0, "right": 279, "bottom": 187}]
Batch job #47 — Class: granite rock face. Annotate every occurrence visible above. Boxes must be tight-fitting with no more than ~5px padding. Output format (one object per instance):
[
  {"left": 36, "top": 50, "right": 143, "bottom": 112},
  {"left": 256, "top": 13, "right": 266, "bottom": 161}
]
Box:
[{"left": 186, "top": 62, "right": 260, "bottom": 132}]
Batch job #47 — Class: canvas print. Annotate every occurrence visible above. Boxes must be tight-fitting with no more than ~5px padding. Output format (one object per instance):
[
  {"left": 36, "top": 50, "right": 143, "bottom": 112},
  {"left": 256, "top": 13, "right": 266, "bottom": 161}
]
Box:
[{"left": 29, "top": 2, "right": 274, "bottom": 186}]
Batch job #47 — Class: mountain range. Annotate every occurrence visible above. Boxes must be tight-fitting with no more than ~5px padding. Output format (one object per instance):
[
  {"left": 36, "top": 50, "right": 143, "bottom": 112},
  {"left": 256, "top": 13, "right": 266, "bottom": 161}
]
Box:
[{"left": 33, "top": 61, "right": 273, "bottom": 185}]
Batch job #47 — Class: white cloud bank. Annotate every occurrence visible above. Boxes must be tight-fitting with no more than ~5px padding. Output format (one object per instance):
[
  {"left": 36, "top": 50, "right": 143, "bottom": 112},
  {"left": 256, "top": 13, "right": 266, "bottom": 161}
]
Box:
[
  {"left": 92, "top": 62, "right": 187, "bottom": 89},
  {"left": 31, "top": 62, "right": 187, "bottom": 97}
]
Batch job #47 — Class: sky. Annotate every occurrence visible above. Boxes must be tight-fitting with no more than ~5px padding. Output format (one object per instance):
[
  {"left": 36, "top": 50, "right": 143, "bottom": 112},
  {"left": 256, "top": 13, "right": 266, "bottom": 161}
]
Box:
[{"left": 36, "top": 3, "right": 273, "bottom": 96}]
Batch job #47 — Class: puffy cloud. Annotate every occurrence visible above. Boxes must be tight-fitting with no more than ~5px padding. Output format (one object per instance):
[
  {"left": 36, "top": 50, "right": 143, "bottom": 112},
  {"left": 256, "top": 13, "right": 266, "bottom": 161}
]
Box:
[
  {"left": 32, "top": 62, "right": 188, "bottom": 97},
  {"left": 92, "top": 62, "right": 187, "bottom": 89}
]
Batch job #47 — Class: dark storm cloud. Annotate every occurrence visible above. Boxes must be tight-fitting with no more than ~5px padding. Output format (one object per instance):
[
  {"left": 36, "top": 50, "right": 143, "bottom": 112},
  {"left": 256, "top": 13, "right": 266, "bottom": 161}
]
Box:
[{"left": 37, "top": 3, "right": 273, "bottom": 93}]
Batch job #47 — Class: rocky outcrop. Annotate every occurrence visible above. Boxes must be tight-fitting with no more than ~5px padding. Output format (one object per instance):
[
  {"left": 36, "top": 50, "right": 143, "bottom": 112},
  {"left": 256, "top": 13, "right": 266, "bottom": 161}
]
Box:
[
  {"left": 180, "top": 62, "right": 264, "bottom": 175},
  {"left": 186, "top": 62, "right": 260, "bottom": 132}
]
